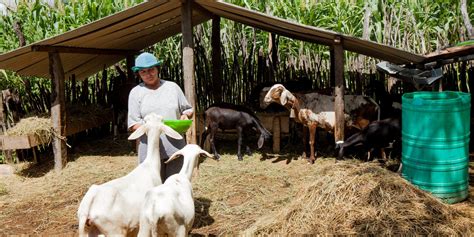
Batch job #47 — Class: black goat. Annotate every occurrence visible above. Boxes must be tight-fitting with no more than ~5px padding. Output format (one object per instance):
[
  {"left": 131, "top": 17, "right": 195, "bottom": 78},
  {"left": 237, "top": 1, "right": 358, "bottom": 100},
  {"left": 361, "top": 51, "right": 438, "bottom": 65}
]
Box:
[
  {"left": 336, "top": 117, "right": 401, "bottom": 161},
  {"left": 200, "top": 103, "right": 272, "bottom": 161}
]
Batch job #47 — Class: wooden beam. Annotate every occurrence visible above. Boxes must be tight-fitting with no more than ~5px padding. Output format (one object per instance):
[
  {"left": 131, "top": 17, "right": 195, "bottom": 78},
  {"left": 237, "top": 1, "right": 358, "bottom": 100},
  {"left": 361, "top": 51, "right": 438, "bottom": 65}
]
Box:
[
  {"left": 211, "top": 15, "right": 222, "bottom": 103},
  {"left": 49, "top": 52, "right": 67, "bottom": 172},
  {"left": 181, "top": 0, "right": 197, "bottom": 144},
  {"left": 32, "top": 45, "right": 137, "bottom": 55},
  {"left": 332, "top": 36, "right": 345, "bottom": 143}
]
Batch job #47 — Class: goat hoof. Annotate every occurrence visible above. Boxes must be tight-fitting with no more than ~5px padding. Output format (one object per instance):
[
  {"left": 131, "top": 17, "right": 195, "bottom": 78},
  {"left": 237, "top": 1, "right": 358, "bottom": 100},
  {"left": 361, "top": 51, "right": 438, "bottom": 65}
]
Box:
[{"left": 238, "top": 157, "right": 243, "bottom": 161}]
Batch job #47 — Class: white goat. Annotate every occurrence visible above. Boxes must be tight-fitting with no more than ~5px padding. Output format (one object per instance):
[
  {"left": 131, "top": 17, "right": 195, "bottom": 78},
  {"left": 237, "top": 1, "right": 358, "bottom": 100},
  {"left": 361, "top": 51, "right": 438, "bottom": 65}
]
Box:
[
  {"left": 77, "top": 113, "right": 182, "bottom": 236},
  {"left": 138, "top": 144, "right": 214, "bottom": 237}
]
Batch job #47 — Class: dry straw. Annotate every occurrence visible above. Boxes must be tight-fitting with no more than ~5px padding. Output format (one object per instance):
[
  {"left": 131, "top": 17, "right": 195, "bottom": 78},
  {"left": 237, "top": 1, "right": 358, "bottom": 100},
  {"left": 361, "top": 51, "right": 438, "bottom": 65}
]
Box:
[
  {"left": 5, "top": 116, "right": 54, "bottom": 146},
  {"left": 245, "top": 162, "right": 474, "bottom": 236},
  {"left": 3, "top": 104, "right": 111, "bottom": 147}
]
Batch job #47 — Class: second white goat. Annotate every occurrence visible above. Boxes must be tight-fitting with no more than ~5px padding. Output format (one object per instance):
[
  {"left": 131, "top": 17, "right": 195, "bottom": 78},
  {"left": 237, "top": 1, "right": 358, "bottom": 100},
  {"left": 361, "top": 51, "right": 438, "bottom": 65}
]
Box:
[
  {"left": 77, "top": 113, "right": 182, "bottom": 236},
  {"left": 138, "top": 144, "right": 214, "bottom": 237}
]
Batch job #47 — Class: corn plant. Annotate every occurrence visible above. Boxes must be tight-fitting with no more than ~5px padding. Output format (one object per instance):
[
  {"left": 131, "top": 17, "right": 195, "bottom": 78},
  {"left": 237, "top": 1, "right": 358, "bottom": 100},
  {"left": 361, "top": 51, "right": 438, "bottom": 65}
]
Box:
[{"left": 0, "top": 0, "right": 473, "bottom": 112}]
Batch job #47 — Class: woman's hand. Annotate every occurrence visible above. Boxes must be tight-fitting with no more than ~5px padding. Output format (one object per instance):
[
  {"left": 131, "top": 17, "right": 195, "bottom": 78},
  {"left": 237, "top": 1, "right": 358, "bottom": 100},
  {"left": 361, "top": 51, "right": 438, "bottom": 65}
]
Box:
[{"left": 179, "top": 114, "right": 189, "bottom": 120}]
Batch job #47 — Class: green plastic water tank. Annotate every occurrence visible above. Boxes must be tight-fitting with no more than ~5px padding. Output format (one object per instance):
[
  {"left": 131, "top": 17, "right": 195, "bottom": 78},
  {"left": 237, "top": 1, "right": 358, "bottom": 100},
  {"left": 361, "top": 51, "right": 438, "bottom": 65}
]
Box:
[{"left": 402, "top": 91, "right": 470, "bottom": 204}]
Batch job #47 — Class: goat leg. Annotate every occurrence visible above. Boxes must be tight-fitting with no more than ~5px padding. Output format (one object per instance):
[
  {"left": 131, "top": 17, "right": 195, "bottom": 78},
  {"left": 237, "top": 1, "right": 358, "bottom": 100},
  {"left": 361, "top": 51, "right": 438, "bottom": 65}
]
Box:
[
  {"left": 237, "top": 127, "right": 243, "bottom": 161},
  {"left": 367, "top": 149, "right": 372, "bottom": 161},
  {"left": 209, "top": 126, "right": 220, "bottom": 160},
  {"left": 397, "top": 163, "right": 403, "bottom": 174},
  {"left": 245, "top": 146, "right": 252, "bottom": 156},
  {"left": 381, "top": 148, "right": 387, "bottom": 162},
  {"left": 308, "top": 124, "right": 317, "bottom": 164},
  {"left": 302, "top": 126, "right": 308, "bottom": 159},
  {"left": 336, "top": 145, "right": 345, "bottom": 161}
]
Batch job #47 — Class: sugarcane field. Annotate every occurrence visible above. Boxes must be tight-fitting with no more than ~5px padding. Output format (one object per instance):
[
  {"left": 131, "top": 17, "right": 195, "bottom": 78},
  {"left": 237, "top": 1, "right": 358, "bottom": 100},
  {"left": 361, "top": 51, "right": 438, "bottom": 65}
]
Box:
[{"left": 0, "top": 0, "right": 473, "bottom": 236}]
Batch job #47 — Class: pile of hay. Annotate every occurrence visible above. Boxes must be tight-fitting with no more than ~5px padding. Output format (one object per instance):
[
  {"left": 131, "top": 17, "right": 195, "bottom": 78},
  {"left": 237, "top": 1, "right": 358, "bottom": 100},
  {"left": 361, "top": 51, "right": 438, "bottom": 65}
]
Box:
[
  {"left": 3, "top": 104, "right": 111, "bottom": 146},
  {"left": 245, "top": 162, "right": 473, "bottom": 235},
  {"left": 5, "top": 116, "right": 53, "bottom": 146}
]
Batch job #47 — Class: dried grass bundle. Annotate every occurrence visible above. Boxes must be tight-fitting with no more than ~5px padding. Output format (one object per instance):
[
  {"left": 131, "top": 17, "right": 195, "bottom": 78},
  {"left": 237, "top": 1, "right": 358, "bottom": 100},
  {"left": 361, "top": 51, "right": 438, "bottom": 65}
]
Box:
[
  {"left": 3, "top": 104, "right": 111, "bottom": 147},
  {"left": 5, "top": 116, "right": 54, "bottom": 146},
  {"left": 246, "top": 162, "right": 474, "bottom": 236}
]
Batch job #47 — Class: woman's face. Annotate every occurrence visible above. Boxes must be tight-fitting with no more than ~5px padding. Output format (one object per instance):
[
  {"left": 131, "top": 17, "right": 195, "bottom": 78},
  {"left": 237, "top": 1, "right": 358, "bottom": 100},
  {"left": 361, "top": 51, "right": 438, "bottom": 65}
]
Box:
[{"left": 138, "top": 67, "right": 160, "bottom": 88}]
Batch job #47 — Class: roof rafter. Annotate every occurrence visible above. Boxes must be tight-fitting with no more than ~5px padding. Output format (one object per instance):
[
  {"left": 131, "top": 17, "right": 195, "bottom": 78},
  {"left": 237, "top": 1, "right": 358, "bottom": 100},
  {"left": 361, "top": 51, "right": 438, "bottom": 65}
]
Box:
[{"left": 31, "top": 45, "right": 138, "bottom": 55}]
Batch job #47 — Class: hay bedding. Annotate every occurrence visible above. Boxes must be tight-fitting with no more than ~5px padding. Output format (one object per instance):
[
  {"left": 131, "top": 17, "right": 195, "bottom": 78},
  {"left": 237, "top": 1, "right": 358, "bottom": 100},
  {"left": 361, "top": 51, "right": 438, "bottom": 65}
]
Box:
[
  {"left": 0, "top": 133, "right": 472, "bottom": 235},
  {"left": 245, "top": 162, "right": 474, "bottom": 236}
]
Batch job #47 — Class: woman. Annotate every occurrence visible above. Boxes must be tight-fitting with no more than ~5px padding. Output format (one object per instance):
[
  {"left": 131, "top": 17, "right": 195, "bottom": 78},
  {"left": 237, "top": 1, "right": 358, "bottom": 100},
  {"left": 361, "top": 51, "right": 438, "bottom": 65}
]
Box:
[{"left": 127, "top": 52, "right": 193, "bottom": 180}]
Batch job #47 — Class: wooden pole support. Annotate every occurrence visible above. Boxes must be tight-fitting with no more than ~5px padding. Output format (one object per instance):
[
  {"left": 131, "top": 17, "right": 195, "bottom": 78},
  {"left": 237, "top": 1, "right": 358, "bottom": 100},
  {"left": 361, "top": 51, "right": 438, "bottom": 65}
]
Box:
[
  {"left": 332, "top": 36, "right": 345, "bottom": 143},
  {"left": 181, "top": 0, "right": 197, "bottom": 144},
  {"left": 49, "top": 52, "right": 67, "bottom": 171}
]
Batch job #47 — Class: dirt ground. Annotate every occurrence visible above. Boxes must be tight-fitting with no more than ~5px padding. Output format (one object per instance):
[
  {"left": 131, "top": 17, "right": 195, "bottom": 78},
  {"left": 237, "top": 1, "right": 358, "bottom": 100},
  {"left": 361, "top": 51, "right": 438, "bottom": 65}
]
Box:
[{"left": 0, "top": 134, "right": 473, "bottom": 235}]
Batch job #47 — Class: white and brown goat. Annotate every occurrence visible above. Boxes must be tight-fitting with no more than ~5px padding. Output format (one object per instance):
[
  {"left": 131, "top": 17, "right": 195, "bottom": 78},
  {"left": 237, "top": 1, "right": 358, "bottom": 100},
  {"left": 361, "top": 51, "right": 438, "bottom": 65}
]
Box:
[{"left": 262, "top": 84, "right": 379, "bottom": 163}]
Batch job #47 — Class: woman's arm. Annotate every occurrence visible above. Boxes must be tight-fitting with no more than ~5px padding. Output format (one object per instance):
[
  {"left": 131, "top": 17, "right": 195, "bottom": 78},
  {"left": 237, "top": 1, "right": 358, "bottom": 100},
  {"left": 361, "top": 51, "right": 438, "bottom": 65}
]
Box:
[{"left": 175, "top": 84, "right": 193, "bottom": 120}]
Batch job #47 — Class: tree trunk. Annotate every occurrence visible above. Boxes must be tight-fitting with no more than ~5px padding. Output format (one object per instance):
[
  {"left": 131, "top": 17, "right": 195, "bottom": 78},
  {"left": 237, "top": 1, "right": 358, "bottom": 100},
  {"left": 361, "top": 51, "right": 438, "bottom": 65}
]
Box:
[
  {"left": 357, "top": 2, "right": 371, "bottom": 72},
  {"left": 461, "top": 0, "right": 473, "bottom": 39},
  {"left": 13, "top": 21, "right": 26, "bottom": 47}
]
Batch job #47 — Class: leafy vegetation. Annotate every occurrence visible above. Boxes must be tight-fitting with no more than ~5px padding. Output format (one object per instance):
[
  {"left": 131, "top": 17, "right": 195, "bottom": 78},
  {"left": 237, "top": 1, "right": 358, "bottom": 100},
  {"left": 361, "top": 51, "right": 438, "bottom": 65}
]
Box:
[{"left": 0, "top": 0, "right": 472, "bottom": 112}]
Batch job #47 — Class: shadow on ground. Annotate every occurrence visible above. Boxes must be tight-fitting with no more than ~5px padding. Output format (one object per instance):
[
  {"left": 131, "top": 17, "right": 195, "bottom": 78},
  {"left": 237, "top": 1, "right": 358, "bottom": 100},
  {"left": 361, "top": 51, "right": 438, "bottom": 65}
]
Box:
[{"left": 14, "top": 132, "right": 135, "bottom": 177}]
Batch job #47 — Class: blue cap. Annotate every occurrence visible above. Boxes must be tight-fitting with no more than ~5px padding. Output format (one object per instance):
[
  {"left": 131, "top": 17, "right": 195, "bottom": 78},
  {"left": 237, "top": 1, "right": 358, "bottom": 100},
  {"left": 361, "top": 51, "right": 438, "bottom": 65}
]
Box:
[{"left": 132, "top": 52, "right": 162, "bottom": 72}]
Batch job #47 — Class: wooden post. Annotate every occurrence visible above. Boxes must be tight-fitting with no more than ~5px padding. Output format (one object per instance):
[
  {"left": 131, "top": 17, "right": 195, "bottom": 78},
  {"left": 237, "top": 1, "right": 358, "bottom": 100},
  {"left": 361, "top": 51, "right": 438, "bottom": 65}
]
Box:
[
  {"left": 0, "top": 94, "right": 5, "bottom": 133},
  {"left": 332, "top": 37, "right": 345, "bottom": 143},
  {"left": 49, "top": 52, "right": 67, "bottom": 171},
  {"left": 181, "top": 0, "right": 197, "bottom": 144},
  {"left": 0, "top": 95, "right": 12, "bottom": 163},
  {"left": 272, "top": 116, "right": 281, "bottom": 153},
  {"left": 126, "top": 55, "right": 135, "bottom": 83},
  {"left": 211, "top": 15, "right": 223, "bottom": 103}
]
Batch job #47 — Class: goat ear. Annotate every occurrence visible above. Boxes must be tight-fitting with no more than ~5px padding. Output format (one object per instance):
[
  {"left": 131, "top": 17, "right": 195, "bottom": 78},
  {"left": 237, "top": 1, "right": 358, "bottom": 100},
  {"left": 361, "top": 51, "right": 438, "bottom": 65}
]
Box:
[
  {"left": 199, "top": 149, "right": 215, "bottom": 160},
  {"left": 165, "top": 151, "right": 183, "bottom": 164},
  {"left": 161, "top": 124, "right": 183, "bottom": 140},
  {"left": 280, "top": 90, "right": 289, "bottom": 105},
  {"left": 128, "top": 125, "right": 147, "bottom": 140},
  {"left": 257, "top": 135, "right": 265, "bottom": 149}
]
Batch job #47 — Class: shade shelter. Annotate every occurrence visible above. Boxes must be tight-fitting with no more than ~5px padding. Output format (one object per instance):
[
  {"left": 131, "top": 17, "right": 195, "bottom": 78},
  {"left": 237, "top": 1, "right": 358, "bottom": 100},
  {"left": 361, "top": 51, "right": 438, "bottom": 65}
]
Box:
[{"left": 0, "top": 0, "right": 443, "bottom": 170}]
